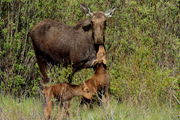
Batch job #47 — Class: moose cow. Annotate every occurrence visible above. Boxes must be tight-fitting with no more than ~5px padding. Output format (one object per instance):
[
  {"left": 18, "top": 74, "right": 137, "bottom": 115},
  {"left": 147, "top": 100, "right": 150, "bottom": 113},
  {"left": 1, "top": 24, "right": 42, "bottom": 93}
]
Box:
[{"left": 29, "top": 4, "right": 115, "bottom": 84}]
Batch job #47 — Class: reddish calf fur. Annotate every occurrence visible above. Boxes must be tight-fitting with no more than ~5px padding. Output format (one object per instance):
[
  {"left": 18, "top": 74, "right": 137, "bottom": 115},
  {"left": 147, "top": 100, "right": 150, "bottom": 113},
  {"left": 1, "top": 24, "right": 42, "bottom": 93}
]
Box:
[
  {"left": 93, "top": 45, "right": 107, "bottom": 65},
  {"left": 82, "top": 63, "right": 110, "bottom": 104},
  {"left": 43, "top": 83, "right": 92, "bottom": 120}
]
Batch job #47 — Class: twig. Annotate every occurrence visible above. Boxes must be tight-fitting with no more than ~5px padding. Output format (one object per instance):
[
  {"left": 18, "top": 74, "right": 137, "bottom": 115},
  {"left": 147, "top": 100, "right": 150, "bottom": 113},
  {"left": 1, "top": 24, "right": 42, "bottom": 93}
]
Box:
[{"left": 172, "top": 93, "right": 180, "bottom": 105}]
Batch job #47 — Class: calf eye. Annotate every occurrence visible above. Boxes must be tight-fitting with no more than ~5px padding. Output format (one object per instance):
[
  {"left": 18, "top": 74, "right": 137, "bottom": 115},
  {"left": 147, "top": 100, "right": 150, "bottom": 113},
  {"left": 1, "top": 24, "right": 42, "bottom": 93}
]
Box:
[
  {"left": 86, "top": 89, "right": 89, "bottom": 93},
  {"left": 85, "top": 88, "right": 90, "bottom": 93}
]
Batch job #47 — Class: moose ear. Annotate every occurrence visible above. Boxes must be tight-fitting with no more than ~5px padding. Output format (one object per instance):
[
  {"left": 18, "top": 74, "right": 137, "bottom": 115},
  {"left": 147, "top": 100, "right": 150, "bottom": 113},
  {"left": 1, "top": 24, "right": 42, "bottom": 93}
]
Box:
[
  {"left": 104, "top": 7, "right": 116, "bottom": 17},
  {"left": 80, "top": 4, "right": 93, "bottom": 16}
]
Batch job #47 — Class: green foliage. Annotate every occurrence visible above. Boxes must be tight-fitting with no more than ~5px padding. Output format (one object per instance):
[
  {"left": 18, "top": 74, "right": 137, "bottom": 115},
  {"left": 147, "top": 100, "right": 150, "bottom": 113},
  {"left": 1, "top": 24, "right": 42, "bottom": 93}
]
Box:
[
  {"left": 0, "top": 0, "right": 179, "bottom": 105},
  {"left": 47, "top": 65, "right": 73, "bottom": 83}
]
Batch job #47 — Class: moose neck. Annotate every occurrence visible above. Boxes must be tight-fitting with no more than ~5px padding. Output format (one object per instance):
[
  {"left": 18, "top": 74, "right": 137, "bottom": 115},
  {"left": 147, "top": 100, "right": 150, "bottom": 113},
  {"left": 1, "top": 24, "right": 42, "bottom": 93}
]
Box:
[{"left": 95, "top": 64, "right": 106, "bottom": 75}]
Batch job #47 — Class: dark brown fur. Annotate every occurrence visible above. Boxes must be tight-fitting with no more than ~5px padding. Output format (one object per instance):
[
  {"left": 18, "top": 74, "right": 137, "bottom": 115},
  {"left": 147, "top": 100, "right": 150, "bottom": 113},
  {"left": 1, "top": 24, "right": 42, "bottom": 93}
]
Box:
[{"left": 43, "top": 83, "right": 92, "bottom": 120}]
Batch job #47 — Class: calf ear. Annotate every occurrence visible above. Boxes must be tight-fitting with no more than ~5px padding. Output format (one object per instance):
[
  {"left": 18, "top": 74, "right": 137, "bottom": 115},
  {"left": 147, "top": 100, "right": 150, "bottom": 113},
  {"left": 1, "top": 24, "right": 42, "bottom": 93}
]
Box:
[
  {"left": 104, "top": 7, "right": 116, "bottom": 17},
  {"left": 82, "top": 82, "right": 88, "bottom": 91},
  {"left": 80, "top": 4, "right": 93, "bottom": 16}
]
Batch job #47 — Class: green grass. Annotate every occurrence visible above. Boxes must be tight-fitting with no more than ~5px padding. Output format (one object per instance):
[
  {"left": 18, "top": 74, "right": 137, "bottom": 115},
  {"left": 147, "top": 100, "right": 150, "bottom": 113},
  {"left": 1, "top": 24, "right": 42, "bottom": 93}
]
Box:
[{"left": 0, "top": 95, "right": 179, "bottom": 120}]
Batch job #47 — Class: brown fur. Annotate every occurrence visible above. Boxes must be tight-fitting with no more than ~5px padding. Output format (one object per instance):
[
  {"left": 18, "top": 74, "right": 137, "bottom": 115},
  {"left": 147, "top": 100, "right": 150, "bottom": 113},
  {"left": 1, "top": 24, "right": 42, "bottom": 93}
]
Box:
[
  {"left": 82, "top": 63, "right": 110, "bottom": 105},
  {"left": 92, "top": 12, "right": 106, "bottom": 44},
  {"left": 43, "top": 83, "right": 92, "bottom": 120},
  {"left": 29, "top": 6, "right": 110, "bottom": 84},
  {"left": 94, "top": 45, "right": 107, "bottom": 64}
]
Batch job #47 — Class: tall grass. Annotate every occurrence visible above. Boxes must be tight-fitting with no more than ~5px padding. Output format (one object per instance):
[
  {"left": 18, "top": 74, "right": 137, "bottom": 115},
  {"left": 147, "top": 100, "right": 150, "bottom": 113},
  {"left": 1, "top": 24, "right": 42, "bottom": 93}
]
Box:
[{"left": 0, "top": 94, "right": 179, "bottom": 120}]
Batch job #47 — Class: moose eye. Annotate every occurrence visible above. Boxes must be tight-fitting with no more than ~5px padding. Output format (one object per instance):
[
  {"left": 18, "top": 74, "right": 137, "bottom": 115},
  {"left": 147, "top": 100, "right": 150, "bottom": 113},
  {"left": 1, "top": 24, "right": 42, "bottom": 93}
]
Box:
[{"left": 82, "top": 24, "right": 92, "bottom": 31}]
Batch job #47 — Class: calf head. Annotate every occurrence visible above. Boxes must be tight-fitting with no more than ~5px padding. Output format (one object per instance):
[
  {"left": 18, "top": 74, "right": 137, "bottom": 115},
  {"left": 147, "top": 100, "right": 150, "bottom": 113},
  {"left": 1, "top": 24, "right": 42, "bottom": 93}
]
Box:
[
  {"left": 80, "top": 4, "right": 116, "bottom": 45},
  {"left": 92, "top": 45, "right": 107, "bottom": 65},
  {"left": 81, "top": 82, "right": 96, "bottom": 99},
  {"left": 81, "top": 88, "right": 93, "bottom": 99}
]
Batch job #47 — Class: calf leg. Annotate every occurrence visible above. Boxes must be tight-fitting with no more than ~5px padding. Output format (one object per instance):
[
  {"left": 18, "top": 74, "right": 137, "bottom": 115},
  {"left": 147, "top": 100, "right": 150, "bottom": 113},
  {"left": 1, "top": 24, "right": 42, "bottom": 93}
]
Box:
[
  {"left": 102, "top": 86, "right": 110, "bottom": 105},
  {"left": 80, "top": 97, "right": 93, "bottom": 109},
  {"left": 59, "top": 101, "right": 70, "bottom": 119},
  {"left": 63, "top": 101, "right": 70, "bottom": 118},
  {"left": 44, "top": 100, "right": 53, "bottom": 120},
  {"left": 44, "top": 97, "right": 53, "bottom": 120}
]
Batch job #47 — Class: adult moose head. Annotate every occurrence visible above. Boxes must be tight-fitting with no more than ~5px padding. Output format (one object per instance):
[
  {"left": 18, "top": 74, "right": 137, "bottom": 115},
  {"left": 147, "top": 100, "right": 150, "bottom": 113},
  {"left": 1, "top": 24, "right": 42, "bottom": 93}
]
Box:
[
  {"left": 80, "top": 4, "right": 115, "bottom": 44},
  {"left": 29, "top": 4, "right": 115, "bottom": 84}
]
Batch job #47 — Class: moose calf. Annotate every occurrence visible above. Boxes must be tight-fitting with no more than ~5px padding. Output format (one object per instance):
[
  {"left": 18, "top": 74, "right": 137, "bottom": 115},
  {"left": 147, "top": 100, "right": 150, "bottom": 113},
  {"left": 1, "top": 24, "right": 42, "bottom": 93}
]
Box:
[
  {"left": 82, "top": 62, "right": 110, "bottom": 106},
  {"left": 43, "top": 83, "right": 92, "bottom": 120}
]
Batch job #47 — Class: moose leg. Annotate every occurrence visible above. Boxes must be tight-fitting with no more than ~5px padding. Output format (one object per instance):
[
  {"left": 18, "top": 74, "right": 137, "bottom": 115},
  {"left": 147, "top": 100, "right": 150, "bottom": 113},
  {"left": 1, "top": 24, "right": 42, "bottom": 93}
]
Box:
[
  {"left": 44, "top": 93, "right": 53, "bottom": 120},
  {"left": 80, "top": 97, "right": 92, "bottom": 109},
  {"left": 68, "top": 73, "right": 74, "bottom": 83},
  {"left": 102, "top": 86, "right": 110, "bottom": 105},
  {"left": 44, "top": 100, "right": 53, "bottom": 120},
  {"left": 68, "top": 67, "right": 80, "bottom": 83},
  {"left": 61, "top": 101, "right": 70, "bottom": 119},
  {"left": 36, "top": 55, "right": 50, "bottom": 84},
  {"left": 64, "top": 101, "right": 70, "bottom": 117}
]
